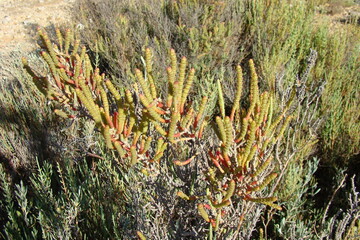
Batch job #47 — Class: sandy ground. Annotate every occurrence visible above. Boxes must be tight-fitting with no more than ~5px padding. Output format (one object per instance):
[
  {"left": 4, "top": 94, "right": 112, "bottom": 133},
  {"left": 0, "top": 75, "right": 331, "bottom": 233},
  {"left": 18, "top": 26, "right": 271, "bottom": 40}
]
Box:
[{"left": 0, "top": 0, "right": 75, "bottom": 55}]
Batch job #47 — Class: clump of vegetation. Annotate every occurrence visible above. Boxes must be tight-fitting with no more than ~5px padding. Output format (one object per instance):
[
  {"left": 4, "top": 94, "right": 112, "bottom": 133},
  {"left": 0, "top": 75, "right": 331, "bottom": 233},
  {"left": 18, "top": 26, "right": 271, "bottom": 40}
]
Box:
[
  {"left": 1, "top": 0, "right": 359, "bottom": 239},
  {"left": 20, "top": 27, "right": 294, "bottom": 237}
]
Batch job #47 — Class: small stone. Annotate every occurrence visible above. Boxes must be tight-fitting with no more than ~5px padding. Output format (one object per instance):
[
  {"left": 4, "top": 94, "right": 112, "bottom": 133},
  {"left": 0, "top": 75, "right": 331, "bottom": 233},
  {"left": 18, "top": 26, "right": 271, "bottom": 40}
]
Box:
[{"left": 2, "top": 16, "right": 11, "bottom": 24}]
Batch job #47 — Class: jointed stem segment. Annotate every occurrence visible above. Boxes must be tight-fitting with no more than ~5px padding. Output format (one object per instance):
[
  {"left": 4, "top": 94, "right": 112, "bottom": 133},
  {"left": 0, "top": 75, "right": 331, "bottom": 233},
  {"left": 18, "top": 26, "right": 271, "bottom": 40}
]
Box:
[{"left": 24, "top": 29, "right": 291, "bottom": 231}]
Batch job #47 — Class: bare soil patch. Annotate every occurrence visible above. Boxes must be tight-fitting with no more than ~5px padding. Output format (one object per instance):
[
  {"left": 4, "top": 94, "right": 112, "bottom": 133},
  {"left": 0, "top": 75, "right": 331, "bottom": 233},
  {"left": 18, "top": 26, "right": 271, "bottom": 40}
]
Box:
[{"left": 0, "top": 0, "right": 75, "bottom": 55}]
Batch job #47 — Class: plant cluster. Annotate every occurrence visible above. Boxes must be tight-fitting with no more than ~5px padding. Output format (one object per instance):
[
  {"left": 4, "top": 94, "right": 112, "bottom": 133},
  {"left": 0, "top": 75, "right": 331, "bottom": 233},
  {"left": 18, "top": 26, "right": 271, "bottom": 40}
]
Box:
[
  {"left": 21, "top": 28, "right": 295, "bottom": 236},
  {"left": 178, "top": 60, "right": 293, "bottom": 230},
  {"left": 23, "top": 29, "right": 209, "bottom": 168},
  {"left": 1, "top": 0, "right": 359, "bottom": 239}
]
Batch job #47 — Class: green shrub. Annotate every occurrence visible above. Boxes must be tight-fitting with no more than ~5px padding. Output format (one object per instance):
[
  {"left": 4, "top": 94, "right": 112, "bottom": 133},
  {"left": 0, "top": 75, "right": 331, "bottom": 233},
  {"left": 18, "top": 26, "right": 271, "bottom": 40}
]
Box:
[{"left": 0, "top": 155, "right": 133, "bottom": 239}]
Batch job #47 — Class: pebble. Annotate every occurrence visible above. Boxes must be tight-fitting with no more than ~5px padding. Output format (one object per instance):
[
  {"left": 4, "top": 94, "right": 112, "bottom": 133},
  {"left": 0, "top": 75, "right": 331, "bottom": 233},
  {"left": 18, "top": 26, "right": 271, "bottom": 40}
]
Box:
[{"left": 2, "top": 16, "right": 11, "bottom": 24}]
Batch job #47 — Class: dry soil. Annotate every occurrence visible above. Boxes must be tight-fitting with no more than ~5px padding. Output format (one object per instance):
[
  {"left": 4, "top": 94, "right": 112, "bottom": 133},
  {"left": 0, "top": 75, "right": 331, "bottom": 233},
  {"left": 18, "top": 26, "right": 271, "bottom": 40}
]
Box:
[{"left": 0, "top": 0, "right": 75, "bottom": 55}]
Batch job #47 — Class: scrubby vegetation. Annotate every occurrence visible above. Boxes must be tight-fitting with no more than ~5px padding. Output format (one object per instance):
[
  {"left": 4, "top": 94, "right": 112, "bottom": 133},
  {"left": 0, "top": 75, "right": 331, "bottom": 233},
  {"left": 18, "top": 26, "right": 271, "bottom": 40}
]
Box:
[{"left": 1, "top": 0, "right": 359, "bottom": 239}]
